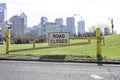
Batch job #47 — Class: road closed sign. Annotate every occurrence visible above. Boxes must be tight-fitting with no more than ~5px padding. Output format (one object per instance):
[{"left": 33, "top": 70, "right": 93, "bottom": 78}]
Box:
[{"left": 48, "top": 32, "right": 70, "bottom": 46}]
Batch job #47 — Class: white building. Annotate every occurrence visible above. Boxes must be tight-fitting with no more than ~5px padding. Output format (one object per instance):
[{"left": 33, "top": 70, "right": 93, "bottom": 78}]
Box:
[
  {"left": 9, "top": 13, "right": 27, "bottom": 37},
  {"left": 20, "top": 13, "right": 27, "bottom": 34},
  {"left": 10, "top": 15, "right": 24, "bottom": 37}
]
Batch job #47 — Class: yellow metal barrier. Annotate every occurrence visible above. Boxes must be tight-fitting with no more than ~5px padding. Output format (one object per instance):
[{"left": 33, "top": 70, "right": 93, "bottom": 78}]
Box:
[
  {"left": 6, "top": 29, "right": 10, "bottom": 54},
  {"left": 11, "top": 36, "right": 47, "bottom": 40},
  {"left": 6, "top": 28, "right": 104, "bottom": 60},
  {"left": 33, "top": 39, "right": 36, "bottom": 49}
]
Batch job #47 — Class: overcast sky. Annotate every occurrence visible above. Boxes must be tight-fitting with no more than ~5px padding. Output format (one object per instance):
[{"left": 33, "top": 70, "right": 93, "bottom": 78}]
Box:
[{"left": 1, "top": 0, "right": 120, "bottom": 33}]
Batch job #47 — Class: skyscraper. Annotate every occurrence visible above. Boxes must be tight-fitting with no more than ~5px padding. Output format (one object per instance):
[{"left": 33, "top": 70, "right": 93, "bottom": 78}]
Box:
[
  {"left": 41, "top": 17, "right": 48, "bottom": 24},
  {"left": 66, "top": 17, "right": 75, "bottom": 36},
  {"left": 10, "top": 15, "right": 24, "bottom": 37},
  {"left": 0, "top": 3, "right": 6, "bottom": 25},
  {"left": 55, "top": 18, "right": 63, "bottom": 25},
  {"left": 78, "top": 20, "right": 85, "bottom": 36},
  {"left": 20, "top": 12, "right": 27, "bottom": 33}
]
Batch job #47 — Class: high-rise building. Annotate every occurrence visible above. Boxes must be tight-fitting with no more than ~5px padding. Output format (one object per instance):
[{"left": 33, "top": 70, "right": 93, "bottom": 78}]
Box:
[
  {"left": 66, "top": 17, "right": 75, "bottom": 36},
  {"left": 20, "top": 12, "right": 27, "bottom": 33},
  {"left": 10, "top": 15, "right": 24, "bottom": 37},
  {"left": 10, "top": 12, "right": 27, "bottom": 37},
  {"left": 78, "top": 20, "right": 85, "bottom": 35},
  {"left": 41, "top": 17, "right": 48, "bottom": 24},
  {"left": 0, "top": 3, "right": 6, "bottom": 25},
  {"left": 55, "top": 18, "right": 63, "bottom": 25}
]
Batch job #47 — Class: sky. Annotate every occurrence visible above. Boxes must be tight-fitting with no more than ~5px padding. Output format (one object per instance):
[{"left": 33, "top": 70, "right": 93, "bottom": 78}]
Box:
[{"left": 1, "top": 0, "right": 120, "bottom": 33}]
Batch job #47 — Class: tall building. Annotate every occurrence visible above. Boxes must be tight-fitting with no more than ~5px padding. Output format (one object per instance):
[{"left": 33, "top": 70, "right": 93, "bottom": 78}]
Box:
[
  {"left": 41, "top": 17, "right": 48, "bottom": 24},
  {"left": 66, "top": 17, "right": 75, "bottom": 36},
  {"left": 20, "top": 12, "right": 27, "bottom": 33},
  {"left": 78, "top": 20, "right": 85, "bottom": 35},
  {"left": 0, "top": 3, "right": 6, "bottom": 25},
  {"left": 10, "top": 15, "right": 24, "bottom": 37},
  {"left": 10, "top": 12, "right": 27, "bottom": 37},
  {"left": 39, "top": 17, "right": 47, "bottom": 36},
  {"left": 0, "top": 22, "right": 6, "bottom": 38},
  {"left": 55, "top": 18, "right": 63, "bottom": 25}
]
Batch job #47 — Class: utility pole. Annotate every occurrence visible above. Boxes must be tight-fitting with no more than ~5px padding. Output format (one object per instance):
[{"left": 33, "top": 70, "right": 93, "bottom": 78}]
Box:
[
  {"left": 111, "top": 19, "right": 114, "bottom": 34},
  {"left": 108, "top": 18, "right": 114, "bottom": 34}
]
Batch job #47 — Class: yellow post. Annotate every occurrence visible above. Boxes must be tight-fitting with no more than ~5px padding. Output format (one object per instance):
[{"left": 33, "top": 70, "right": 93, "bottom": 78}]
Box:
[
  {"left": 103, "top": 37, "right": 105, "bottom": 46},
  {"left": 6, "top": 29, "right": 10, "bottom": 54},
  {"left": 96, "top": 28, "right": 102, "bottom": 62},
  {"left": 88, "top": 39, "right": 91, "bottom": 44},
  {"left": 33, "top": 39, "right": 35, "bottom": 49}
]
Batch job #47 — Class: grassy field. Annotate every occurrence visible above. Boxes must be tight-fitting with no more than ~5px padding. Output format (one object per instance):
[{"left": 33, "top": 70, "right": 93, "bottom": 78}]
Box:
[
  {"left": 0, "top": 34, "right": 120, "bottom": 60},
  {"left": 102, "top": 34, "right": 120, "bottom": 59}
]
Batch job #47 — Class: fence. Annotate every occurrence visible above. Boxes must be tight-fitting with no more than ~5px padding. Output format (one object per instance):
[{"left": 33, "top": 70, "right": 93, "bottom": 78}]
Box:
[{"left": 6, "top": 28, "right": 104, "bottom": 61}]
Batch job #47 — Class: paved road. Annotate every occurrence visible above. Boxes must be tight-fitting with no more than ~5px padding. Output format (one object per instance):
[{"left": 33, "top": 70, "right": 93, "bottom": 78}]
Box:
[{"left": 0, "top": 60, "right": 120, "bottom": 80}]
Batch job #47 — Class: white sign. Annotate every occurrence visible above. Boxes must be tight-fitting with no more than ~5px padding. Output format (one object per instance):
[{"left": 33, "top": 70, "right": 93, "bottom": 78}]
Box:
[{"left": 48, "top": 32, "right": 70, "bottom": 46}]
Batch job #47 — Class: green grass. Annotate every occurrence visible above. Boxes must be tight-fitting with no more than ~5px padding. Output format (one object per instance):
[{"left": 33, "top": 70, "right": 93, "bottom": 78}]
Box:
[
  {"left": 102, "top": 34, "right": 120, "bottom": 59},
  {"left": 0, "top": 34, "right": 120, "bottom": 60}
]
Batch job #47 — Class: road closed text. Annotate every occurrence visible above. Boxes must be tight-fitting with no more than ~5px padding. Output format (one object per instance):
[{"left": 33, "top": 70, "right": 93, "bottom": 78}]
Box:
[{"left": 48, "top": 32, "right": 70, "bottom": 46}]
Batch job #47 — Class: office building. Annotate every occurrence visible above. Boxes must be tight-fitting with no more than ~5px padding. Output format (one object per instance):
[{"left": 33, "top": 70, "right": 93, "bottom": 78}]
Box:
[
  {"left": 0, "top": 3, "right": 6, "bottom": 25},
  {"left": 78, "top": 20, "right": 85, "bottom": 35},
  {"left": 20, "top": 12, "right": 27, "bottom": 33},
  {"left": 66, "top": 17, "right": 75, "bottom": 36},
  {"left": 55, "top": 18, "right": 63, "bottom": 25},
  {"left": 10, "top": 12, "right": 27, "bottom": 37},
  {"left": 41, "top": 17, "right": 48, "bottom": 24},
  {"left": 10, "top": 15, "right": 24, "bottom": 37}
]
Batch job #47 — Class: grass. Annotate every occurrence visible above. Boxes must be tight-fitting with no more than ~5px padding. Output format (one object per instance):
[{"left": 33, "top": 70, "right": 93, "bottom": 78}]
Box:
[
  {"left": 102, "top": 34, "right": 120, "bottom": 59},
  {"left": 0, "top": 34, "right": 120, "bottom": 60}
]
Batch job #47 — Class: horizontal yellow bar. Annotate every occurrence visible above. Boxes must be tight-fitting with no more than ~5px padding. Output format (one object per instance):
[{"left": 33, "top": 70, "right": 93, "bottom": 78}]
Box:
[
  {"left": 70, "top": 37, "right": 104, "bottom": 40},
  {"left": 11, "top": 37, "right": 47, "bottom": 40},
  {"left": 11, "top": 37, "right": 104, "bottom": 40}
]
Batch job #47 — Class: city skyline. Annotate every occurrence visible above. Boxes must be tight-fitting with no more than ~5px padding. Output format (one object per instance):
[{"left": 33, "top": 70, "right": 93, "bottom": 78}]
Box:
[{"left": 0, "top": 0, "right": 120, "bottom": 33}]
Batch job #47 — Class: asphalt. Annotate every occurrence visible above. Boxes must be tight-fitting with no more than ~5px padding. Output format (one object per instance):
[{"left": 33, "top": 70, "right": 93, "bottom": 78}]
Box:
[
  {"left": 1, "top": 60, "right": 120, "bottom": 80},
  {"left": 0, "top": 56, "right": 120, "bottom": 65}
]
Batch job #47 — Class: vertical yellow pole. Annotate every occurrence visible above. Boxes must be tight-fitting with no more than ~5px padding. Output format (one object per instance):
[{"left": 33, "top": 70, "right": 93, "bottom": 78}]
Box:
[
  {"left": 103, "top": 37, "right": 105, "bottom": 46},
  {"left": 6, "top": 29, "right": 10, "bottom": 54},
  {"left": 96, "top": 28, "right": 102, "bottom": 62},
  {"left": 88, "top": 38, "right": 91, "bottom": 44},
  {"left": 33, "top": 39, "right": 35, "bottom": 49}
]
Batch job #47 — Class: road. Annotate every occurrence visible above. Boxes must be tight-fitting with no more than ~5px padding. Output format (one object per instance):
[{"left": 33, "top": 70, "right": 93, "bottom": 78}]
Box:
[{"left": 0, "top": 60, "right": 120, "bottom": 80}]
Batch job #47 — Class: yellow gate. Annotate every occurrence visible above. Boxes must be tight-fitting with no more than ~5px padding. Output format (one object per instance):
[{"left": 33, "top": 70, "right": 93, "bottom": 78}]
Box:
[{"left": 6, "top": 28, "right": 104, "bottom": 61}]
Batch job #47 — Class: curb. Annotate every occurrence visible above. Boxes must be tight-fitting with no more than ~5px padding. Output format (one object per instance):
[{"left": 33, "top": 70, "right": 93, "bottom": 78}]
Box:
[{"left": 0, "top": 56, "right": 120, "bottom": 65}]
